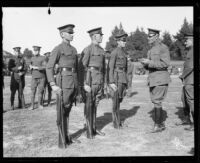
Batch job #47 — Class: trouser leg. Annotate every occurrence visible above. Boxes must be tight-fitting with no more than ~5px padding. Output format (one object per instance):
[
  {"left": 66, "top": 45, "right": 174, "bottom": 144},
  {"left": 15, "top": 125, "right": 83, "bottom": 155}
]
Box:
[{"left": 10, "top": 89, "right": 17, "bottom": 110}]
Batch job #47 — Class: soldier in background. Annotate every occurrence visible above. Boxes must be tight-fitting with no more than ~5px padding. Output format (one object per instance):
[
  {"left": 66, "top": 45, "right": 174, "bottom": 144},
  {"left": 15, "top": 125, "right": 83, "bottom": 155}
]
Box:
[
  {"left": 81, "top": 27, "right": 106, "bottom": 139},
  {"left": 126, "top": 53, "right": 134, "bottom": 97},
  {"left": 109, "top": 33, "right": 128, "bottom": 129},
  {"left": 8, "top": 47, "right": 27, "bottom": 110},
  {"left": 28, "top": 46, "right": 47, "bottom": 110},
  {"left": 46, "top": 24, "right": 80, "bottom": 148},
  {"left": 109, "top": 32, "right": 128, "bottom": 129},
  {"left": 140, "top": 28, "right": 171, "bottom": 133},
  {"left": 177, "top": 33, "right": 194, "bottom": 131},
  {"left": 43, "top": 52, "right": 52, "bottom": 106}
]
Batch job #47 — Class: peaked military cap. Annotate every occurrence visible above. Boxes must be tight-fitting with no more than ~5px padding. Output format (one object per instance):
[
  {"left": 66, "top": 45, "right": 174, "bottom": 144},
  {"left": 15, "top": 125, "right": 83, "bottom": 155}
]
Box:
[
  {"left": 33, "top": 46, "right": 42, "bottom": 51},
  {"left": 57, "top": 24, "right": 75, "bottom": 34},
  {"left": 87, "top": 27, "right": 103, "bottom": 36},
  {"left": 13, "top": 47, "right": 21, "bottom": 51},
  {"left": 115, "top": 31, "right": 128, "bottom": 41},
  {"left": 44, "top": 52, "right": 51, "bottom": 56},
  {"left": 148, "top": 28, "right": 160, "bottom": 37}
]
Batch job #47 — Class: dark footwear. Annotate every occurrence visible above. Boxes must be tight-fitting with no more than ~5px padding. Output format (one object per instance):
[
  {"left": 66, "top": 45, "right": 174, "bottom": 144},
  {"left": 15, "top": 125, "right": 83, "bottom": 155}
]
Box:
[
  {"left": 159, "top": 123, "right": 166, "bottom": 131},
  {"left": 151, "top": 124, "right": 164, "bottom": 133},
  {"left": 184, "top": 125, "right": 194, "bottom": 131},
  {"left": 175, "top": 119, "right": 191, "bottom": 126},
  {"left": 95, "top": 130, "right": 105, "bottom": 136}
]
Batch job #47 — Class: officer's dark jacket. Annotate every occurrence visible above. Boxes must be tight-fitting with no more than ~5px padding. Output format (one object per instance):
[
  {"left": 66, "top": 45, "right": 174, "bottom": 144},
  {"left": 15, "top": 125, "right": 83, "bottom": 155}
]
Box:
[
  {"left": 109, "top": 47, "right": 128, "bottom": 84},
  {"left": 46, "top": 41, "right": 78, "bottom": 89},
  {"left": 82, "top": 43, "right": 105, "bottom": 85},
  {"left": 180, "top": 47, "right": 193, "bottom": 85},
  {"left": 8, "top": 55, "right": 27, "bottom": 80},
  {"left": 146, "top": 42, "right": 171, "bottom": 87},
  {"left": 31, "top": 55, "right": 47, "bottom": 79}
]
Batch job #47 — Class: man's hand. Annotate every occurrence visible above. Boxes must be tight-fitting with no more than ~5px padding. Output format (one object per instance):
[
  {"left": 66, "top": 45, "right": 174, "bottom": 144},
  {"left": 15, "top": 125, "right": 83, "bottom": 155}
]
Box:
[
  {"left": 51, "top": 85, "right": 61, "bottom": 94},
  {"left": 18, "top": 72, "right": 24, "bottom": 76},
  {"left": 109, "top": 83, "right": 117, "bottom": 92},
  {"left": 84, "top": 85, "right": 91, "bottom": 93},
  {"left": 30, "top": 65, "right": 39, "bottom": 70},
  {"left": 139, "top": 58, "right": 150, "bottom": 65},
  {"left": 18, "top": 66, "right": 22, "bottom": 70}
]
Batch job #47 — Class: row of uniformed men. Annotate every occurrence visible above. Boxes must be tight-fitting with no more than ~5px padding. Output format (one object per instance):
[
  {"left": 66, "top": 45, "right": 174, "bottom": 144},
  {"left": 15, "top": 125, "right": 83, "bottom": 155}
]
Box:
[{"left": 7, "top": 24, "right": 193, "bottom": 149}]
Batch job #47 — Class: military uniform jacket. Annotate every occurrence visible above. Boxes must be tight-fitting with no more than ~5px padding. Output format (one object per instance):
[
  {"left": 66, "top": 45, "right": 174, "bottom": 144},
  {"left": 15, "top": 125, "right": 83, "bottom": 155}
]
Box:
[
  {"left": 46, "top": 42, "right": 78, "bottom": 89},
  {"left": 146, "top": 42, "right": 171, "bottom": 87},
  {"left": 31, "top": 55, "right": 47, "bottom": 79},
  {"left": 8, "top": 55, "right": 27, "bottom": 80},
  {"left": 82, "top": 43, "right": 105, "bottom": 85},
  {"left": 180, "top": 47, "right": 193, "bottom": 85},
  {"left": 109, "top": 47, "right": 128, "bottom": 84}
]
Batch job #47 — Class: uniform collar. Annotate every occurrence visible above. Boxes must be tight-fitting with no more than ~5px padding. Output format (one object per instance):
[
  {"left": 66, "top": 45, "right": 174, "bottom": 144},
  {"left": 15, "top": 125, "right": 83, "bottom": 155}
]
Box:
[{"left": 62, "top": 41, "right": 71, "bottom": 47}]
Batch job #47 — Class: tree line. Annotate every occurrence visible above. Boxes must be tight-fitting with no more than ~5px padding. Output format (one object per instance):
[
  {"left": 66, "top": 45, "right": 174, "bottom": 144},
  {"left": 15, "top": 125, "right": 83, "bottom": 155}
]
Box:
[
  {"left": 3, "top": 18, "right": 192, "bottom": 62},
  {"left": 105, "top": 18, "right": 193, "bottom": 61}
]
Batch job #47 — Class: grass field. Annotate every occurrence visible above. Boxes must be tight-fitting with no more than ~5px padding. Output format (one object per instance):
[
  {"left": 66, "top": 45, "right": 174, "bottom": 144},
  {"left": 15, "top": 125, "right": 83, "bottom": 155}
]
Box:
[{"left": 3, "top": 74, "right": 194, "bottom": 157}]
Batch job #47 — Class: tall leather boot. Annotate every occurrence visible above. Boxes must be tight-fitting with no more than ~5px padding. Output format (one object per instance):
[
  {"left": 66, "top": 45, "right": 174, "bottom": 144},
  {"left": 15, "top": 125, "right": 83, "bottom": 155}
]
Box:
[
  {"left": 151, "top": 107, "right": 163, "bottom": 133},
  {"left": 10, "top": 92, "right": 15, "bottom": 110},
  {"left": 159, "top": 107, "right": 166, "bottom": 130}
]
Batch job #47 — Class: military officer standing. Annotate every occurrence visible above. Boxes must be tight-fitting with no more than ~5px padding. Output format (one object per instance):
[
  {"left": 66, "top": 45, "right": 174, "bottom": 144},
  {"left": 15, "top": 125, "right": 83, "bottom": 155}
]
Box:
[
  {"left": 109, "top": 32, "right": 128, "bottom": 129},
  {"left": 43, "top": 52, "right": 52, "bottom": 106},
  {"left": 46, "top": 24, "right": 79, "bottom": 148},
  {"left": 140, "top": 28, "right": 171, "bottom": 133},
  {"left": 126, "top": 53, "right": 135, "bottom": 97},
  {"left": 81, "top": 27, "right": 106, "bottom": 139},
  {"left": 28, "top": 46, "right": 47, "bottom": 110},
  {"left": 8, "top": 47, "right": 27, "bottom": 110},
  {"left": 178, "top": 33, "right": 194, "bottom": 131}
]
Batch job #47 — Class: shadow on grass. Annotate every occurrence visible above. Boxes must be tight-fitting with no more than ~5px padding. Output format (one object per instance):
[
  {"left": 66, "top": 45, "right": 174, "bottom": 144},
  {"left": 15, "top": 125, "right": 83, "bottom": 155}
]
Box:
[
  {"left": 96, "top": 105, "right": 140, "bottom": 130},
  {"left": 70, "top": 105, "right": 140, "bottom": 140},
  {"left": 126, "top": 91, "right": 138, "bottom": 98},
  {"left": 175, "top": 106, "right": 186, "bottom": 122},
  {"left": 148, "top": 108, "right": 168, "bottom": 123}
]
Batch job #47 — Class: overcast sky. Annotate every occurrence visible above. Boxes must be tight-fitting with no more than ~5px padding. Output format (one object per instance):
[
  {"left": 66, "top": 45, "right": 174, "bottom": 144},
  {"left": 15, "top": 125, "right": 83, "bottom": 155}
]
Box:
[{"left": 3, "top": 7, "right": 193, "bottom": 54}]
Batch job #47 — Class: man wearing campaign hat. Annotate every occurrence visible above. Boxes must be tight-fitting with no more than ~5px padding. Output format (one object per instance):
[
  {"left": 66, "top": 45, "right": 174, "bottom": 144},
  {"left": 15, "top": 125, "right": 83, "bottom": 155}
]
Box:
[
  {"left": 108, "top": 31, "right": 128, "bottom": 129},
  {"left": 178, "top": 33, "right": 194, "bottom": 131},
  {"left": 8, "top": 47, "right": 27, "bottom": 110},
  {"left": 28, "top": 46, "right": 47, "bottom": 110},
  {"left": 46, "top": 24, "right": 80, "bottom": 148},
  {"left": 81, "top": 27, "right": 106, "bottom": 138},
  {"left": 139, "top": 28, "right": 171, "bottom": 133}
]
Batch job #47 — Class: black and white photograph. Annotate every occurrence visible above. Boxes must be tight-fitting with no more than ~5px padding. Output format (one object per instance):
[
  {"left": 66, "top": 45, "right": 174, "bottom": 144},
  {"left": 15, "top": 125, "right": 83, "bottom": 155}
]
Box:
[{"left": 2, "top": 5, "right": 197, "bottom": 158}]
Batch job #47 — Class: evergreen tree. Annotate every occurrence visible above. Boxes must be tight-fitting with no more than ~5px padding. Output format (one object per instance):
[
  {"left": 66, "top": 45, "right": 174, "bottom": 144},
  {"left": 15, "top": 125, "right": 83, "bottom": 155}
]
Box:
[
  {"left": 173, "top": 18, "right": 193, "bottom": 60},
  {"left": 23, "top": 48, "right": 33, "bottom": 59},
  {"left": 125, "top": 27, "right": 149, "bottom": 60}
]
